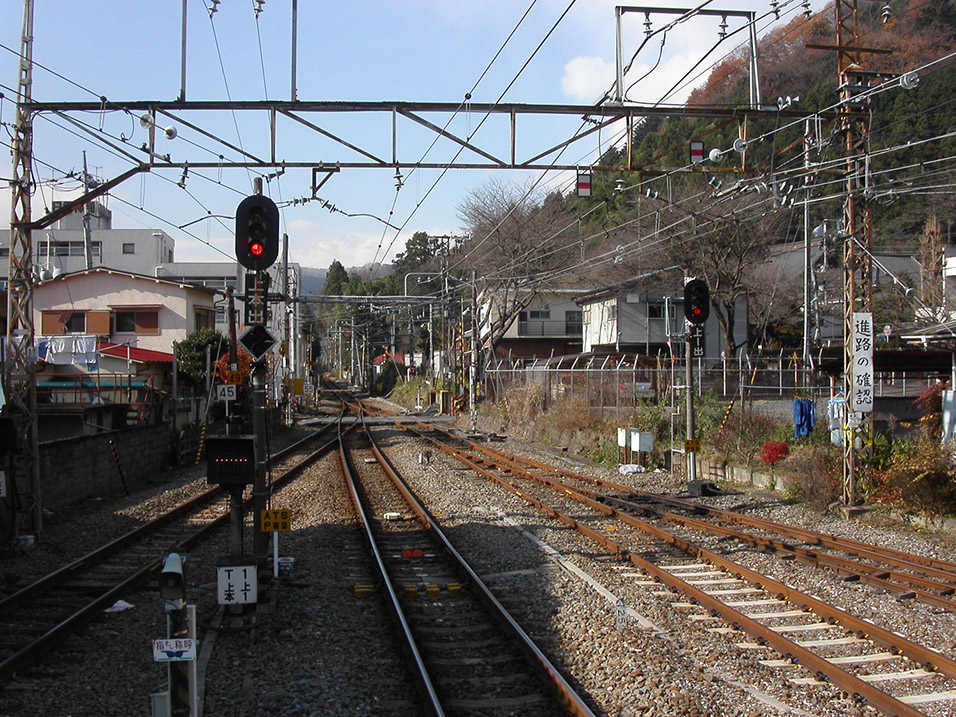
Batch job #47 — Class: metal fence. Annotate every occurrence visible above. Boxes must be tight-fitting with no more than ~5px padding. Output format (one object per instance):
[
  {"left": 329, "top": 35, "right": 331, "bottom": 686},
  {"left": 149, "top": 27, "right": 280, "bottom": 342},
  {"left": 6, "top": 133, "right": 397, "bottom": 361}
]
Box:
[{"left": 483, "top": 353, "right": 937, "bottom": 414}]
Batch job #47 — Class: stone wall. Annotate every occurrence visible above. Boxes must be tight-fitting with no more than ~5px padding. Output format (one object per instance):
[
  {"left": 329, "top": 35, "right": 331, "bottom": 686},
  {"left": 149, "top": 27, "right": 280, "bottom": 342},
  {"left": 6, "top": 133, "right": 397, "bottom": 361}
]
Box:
[{"left": 39, "top": 424, "right": 173, "bottom": 510}]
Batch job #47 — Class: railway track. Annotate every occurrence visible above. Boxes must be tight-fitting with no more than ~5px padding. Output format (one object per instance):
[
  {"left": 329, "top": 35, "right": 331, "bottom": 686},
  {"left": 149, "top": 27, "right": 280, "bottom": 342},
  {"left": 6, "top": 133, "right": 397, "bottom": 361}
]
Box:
[
  {"left": 337, "top": 409, "right": 595, "bottom": 715},
  {"left": 0, "top": 424, "right": 338, "bottom": 682},
  {"left": 370, "top": 411, "right": 956, "bottom": 715}
]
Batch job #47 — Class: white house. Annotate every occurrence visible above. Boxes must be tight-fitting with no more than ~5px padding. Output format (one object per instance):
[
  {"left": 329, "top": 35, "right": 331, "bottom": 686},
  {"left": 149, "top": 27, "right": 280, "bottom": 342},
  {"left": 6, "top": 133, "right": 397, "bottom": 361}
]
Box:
[
  {"left": 35, "top": 268, "right": 219, "bottom": 354},
  {"left": 576, "top": 275, "right": 748, "bottom": 359}
]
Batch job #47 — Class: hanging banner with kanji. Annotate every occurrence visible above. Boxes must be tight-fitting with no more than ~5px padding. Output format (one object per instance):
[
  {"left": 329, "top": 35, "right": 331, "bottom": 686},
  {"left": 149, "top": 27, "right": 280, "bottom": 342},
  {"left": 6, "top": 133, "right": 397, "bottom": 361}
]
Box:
[{"left": 851, "top": 312, "right": 874, "bottom": 413}]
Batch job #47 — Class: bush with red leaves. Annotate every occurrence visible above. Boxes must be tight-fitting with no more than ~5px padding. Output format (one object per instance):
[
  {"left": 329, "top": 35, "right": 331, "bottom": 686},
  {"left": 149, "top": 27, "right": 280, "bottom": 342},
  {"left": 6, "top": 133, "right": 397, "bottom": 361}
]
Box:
[{"left": 759, "top": 440, "right": 789, "bottom": 465}]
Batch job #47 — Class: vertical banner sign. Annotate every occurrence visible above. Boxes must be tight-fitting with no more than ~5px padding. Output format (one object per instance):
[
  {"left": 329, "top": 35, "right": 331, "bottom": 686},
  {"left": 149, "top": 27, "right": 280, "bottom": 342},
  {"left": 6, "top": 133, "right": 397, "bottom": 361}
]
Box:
[
  {"left": 851, "top": 312, "right": 874, "bottom": 413},
  {"left": 689, "top": 140, "right": 704, "bottom": 164},
  {"left": 576, "top": 171, "right": 592, "bottom": 197}
]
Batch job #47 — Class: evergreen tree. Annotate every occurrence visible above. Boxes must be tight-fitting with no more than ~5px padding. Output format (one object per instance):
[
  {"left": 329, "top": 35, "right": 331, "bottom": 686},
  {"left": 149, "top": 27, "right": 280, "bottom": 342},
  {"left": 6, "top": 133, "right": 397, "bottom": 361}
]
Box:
[{"left": 323, "top": 260, "right": 348, "bottom": 295}]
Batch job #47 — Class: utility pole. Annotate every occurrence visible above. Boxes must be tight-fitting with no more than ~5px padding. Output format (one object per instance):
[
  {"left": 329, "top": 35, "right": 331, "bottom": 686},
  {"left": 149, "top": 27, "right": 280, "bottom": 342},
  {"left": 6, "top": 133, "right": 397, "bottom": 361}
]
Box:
[
  {"left": 3, "top": 0, "right": 41, "bottom": 541},
  {"left": 470, "top": 271, "right": 478, "bottom": 432},
  {"left": 836, "top": 0, "right": 876, "bottom": 507},
  {"left": 802, "top": 120, "right": 813, "bottom": 377},
  {"left": 82, "top": 152, "right": 95, "bottom": 270},
  {"left": 282, "top": 233, "right": 291, "bottom": 426}
]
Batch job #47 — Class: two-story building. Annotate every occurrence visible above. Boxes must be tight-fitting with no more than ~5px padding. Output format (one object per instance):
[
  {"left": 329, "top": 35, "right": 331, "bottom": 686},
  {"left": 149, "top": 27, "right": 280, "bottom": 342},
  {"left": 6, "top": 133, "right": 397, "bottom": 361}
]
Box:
[
  {"left": 1, "top": 199, "right": 305, "bottom": 386},
  {"left": 30, "top": 268, "right": 220, "bottom": 439},
  {"left": 479, "top": 288, "right": 586, "bottom": 361},
  {"left": 575, "top": 274, "right": 748, "bottom": 360}
]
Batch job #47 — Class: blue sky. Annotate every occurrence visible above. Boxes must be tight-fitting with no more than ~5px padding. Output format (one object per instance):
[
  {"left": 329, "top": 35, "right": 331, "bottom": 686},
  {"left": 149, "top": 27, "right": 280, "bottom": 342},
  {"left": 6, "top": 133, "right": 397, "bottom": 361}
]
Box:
[{"left": 1, "top": 0, "right": 826, "bottom": 272}]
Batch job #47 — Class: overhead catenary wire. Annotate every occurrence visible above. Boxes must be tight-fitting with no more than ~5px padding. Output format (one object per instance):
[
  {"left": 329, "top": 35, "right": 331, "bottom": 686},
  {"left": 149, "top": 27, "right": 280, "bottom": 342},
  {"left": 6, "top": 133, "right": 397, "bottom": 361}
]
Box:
[
  {"left": 371, "top": 0, "right": 580, "bottom": 273},
  {"left": 365, "top": 0, "right": 544, "bottom": 272},
  {"left": 5, "top": 4, "right": 956, "bottom": 290},
  {"left": 451, "top": 0, "right": 815, "bottom": 276}
]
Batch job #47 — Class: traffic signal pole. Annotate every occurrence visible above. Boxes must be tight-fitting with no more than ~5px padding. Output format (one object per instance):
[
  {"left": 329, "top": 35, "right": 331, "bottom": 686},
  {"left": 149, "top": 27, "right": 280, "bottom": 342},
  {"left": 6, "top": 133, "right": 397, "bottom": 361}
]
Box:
[
  {"left": 685, "top": 331, "right": 697, "bottom": 483},
  {"left": 252, "top": 357, "right": 268, "bottom": 559},
  {"left": 234, "top": 185, "right": 280, "bottom": 561},
  {"left": 683, "top": 278, "right": 709, "bottom": 486}
]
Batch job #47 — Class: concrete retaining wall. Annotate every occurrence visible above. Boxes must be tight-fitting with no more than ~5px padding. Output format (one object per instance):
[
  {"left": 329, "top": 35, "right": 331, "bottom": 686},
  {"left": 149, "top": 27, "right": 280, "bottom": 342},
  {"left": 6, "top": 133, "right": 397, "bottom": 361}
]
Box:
[
  {"left": 39, "top": 424, "right": 173, "bottom": 510},
  {"left": 696, "top": 456, "right": 773, "bottom": 489},
  {"left": 696, "top": 455, "right": 956, "bottom": 534}
]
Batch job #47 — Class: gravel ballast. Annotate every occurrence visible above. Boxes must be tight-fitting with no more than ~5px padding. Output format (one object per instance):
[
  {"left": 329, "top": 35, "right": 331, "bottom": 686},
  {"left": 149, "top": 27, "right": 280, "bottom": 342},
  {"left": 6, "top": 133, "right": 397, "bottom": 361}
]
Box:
[{"left": 2, "top": 413, "right": 955, "bottom": 716}]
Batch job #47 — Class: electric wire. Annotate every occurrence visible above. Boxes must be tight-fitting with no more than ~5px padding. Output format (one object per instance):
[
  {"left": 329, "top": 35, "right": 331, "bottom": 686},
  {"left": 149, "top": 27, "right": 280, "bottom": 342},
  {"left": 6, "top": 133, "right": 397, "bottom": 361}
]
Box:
[
  {"left": 365, "top": 0, "right": 543, "bottom": 271},
  {"left": 370, "top": 0, "right": 579, "bottom": 272}
]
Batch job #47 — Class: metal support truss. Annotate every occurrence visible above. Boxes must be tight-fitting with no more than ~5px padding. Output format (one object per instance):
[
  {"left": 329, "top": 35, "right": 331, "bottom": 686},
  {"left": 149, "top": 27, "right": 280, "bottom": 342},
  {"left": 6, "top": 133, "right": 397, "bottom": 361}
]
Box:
[
  {"left": 3, "top": 0, "right": 40, "bottom": 541},
  {"left": 837, "top": 0, "right": 874, "bottom": 506}
]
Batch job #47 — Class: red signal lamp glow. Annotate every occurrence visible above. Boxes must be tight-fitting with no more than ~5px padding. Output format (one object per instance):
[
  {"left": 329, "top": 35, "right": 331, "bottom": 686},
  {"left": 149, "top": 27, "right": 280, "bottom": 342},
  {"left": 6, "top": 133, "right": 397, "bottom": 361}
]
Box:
[{"left": 249, "top": 241, "right": 265, "bottom": 256}]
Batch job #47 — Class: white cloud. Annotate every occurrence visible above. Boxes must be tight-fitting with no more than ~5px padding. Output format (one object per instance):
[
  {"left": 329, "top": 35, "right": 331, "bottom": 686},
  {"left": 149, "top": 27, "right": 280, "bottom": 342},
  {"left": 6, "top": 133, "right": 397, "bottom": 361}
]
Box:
[
  {"left": 562, "top": 56, "right": 616, "bottom": 102},
  {"left": 561, "top": 48, "right": 706, "bottom": 107},
  {"left": 284, "top": 219, "right": 384, "bottom": 270}
]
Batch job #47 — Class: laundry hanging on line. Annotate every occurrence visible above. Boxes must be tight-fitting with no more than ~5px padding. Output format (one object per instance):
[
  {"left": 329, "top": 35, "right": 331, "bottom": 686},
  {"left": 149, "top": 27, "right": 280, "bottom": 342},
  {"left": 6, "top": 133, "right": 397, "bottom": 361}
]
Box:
[{"left": 793, "top": 398, "right": 815, "bottom": 438}]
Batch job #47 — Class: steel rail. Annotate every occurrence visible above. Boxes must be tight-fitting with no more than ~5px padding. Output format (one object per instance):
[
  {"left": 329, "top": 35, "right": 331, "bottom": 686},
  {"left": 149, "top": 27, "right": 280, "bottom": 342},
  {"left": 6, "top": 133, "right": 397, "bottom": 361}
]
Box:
[
  {"left": 470, "top": 440, "right": 956, "bottom": 581},
  {"left": 362, "top": 420, "right": 597, "bottom": 717},
  {"left": 455, "top": 443, "right": 956, "bottom": 678},
  {"left": 0, "top": 424, "right": 338, "bottom": 682},
  {"left": 601, "top": 494, "right": 956, "bottom": 610},
  {"left": 0, "top": 425, "right": 329, "bottom": 615},
  {"left": 336, "top": 412, "right": 444, "bottom": 717},
  {"left": 435, "top": 445, "right": 928, "bottom": 717},
  {"left": 455, "top": 440, "right": 956, "bottom": 607},
  {"left": 384, "top": 419, "right": 956, "bottom": 715}
]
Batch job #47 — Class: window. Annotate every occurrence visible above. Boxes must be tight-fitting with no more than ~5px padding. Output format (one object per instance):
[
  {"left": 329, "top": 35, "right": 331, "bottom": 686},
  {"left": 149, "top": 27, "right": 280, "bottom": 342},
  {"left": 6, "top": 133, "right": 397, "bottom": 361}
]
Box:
[
  {"left": 565, "top": 310, "right": 582, "bottom": 335},
  {"left": 65, "top": 312, "right": 86, "bottom": 333},
  {"left": 122, "top": 243, "right": 135, "bottom": 254},
  {"left": 114, "top": 312, "right": 136, "bottom": 333},
  {"left": 195, "top": 309, "right": 216, "bottom": 330},
  {"left": 648, "top": 304, "right": 676, "bottom": 320},
  {"left": 40, "top": 241, "right": 100, "bottom": 258},
  {"left": 113, "top": 310, "right": 159, "bottom": 335},
  {"left": 42, "top": 310, "right": 109, "bottom": 335},
  {"left": 529, "top": 309, "right": 551, "bottom": 320}
]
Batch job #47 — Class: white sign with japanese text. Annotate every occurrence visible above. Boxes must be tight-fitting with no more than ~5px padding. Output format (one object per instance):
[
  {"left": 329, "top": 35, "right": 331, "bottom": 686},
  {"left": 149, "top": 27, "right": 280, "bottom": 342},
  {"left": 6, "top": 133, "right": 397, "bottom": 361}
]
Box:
[
  {"left": 851, "top": 312, "right": 874, "bottom": 413},
  {"left": 153, "top": 638, "right": 196, "bottom": 662},
  {"left": 217, "top": 565, "right": 258, "bottom": 605}
]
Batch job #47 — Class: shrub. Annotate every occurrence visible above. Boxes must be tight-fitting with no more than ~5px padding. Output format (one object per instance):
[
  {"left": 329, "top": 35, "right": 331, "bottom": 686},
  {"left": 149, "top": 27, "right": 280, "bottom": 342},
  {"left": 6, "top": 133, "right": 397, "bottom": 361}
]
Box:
[
  {"left": 759, "top": 441, "right": 789, "bottom": 465},
  {"left": 175, "top": 328, "right": 227, "bottom": 386},
  {"left": 866, "top": 430, "right": 956, "bottom": 516},
  {"left": 714, "top": 408, "right": 781, "bottom": 470},
  {"left": 780, "top": 444, "right": 841, "bottom": 509},
  {"left": 500, "top": 385, "right": 546, "bottom": 439}
]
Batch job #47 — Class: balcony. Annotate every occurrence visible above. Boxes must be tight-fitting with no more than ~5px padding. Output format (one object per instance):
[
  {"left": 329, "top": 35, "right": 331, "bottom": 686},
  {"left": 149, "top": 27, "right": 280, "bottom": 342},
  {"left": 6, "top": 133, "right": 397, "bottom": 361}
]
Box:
[{"left": 518, "top": 320, "right": 583, "bottom": 338}]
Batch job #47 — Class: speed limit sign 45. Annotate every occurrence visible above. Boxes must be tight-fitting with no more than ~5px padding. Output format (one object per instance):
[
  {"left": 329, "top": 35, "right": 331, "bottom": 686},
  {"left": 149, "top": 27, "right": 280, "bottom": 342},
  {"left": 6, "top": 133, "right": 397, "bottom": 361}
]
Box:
[{"left": 216, "top": 384, "right": 237, "bottom": 402}]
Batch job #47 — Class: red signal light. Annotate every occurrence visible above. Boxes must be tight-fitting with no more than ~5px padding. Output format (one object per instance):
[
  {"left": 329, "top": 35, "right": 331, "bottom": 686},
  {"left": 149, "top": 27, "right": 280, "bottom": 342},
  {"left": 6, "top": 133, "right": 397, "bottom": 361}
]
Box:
[{"left": 235, "top": 195, "right": 280, "bottom": 270}]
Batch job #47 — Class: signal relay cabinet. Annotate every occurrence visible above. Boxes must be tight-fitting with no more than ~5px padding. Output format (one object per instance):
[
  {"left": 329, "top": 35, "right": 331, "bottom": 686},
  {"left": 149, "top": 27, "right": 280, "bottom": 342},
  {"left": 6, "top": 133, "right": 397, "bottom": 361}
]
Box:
[{"left": 206, "top": 435, "right": 257, "bottom": 485}]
